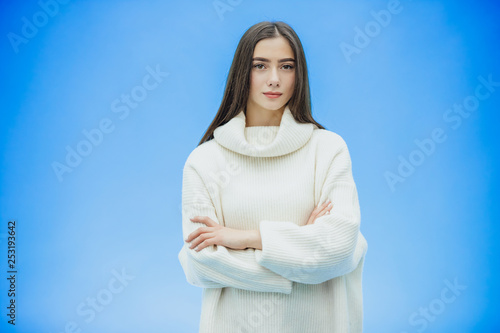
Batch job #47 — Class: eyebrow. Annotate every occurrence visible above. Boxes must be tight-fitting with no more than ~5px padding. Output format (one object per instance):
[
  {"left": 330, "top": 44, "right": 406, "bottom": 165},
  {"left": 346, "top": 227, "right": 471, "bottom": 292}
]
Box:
[{"left": 252, "top": 57, "right": 295, "bottom": 63}]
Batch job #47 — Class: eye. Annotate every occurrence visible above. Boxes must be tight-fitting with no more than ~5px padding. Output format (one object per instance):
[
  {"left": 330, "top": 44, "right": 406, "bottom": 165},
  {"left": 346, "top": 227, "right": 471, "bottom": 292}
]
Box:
[{"left": 252, "top": 63, "right": 294, "bottom": 70}]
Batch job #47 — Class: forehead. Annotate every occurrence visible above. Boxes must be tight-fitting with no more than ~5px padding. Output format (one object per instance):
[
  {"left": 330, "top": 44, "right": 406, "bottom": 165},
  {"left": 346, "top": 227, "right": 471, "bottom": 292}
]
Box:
[{"left": 253, "top": 37, "right": 294, "bottom": 59}]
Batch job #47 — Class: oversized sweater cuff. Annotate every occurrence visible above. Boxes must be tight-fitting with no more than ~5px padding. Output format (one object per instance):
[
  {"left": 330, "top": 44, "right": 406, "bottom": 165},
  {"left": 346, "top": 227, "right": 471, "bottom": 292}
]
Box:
[
  {"left": 255, "top": 220, "right": 297, "bottom": 266},
  {"left": 254, "top": 218, "right": 367, "bottom": 284},
  {"left": 254, "top": 220, "right": 311, "bottom": 280}
]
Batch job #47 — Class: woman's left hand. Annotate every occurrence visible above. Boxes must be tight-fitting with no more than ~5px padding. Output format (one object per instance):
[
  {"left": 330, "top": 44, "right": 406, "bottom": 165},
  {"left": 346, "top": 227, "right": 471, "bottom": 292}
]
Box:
[{"left": 186, "top": 216, "right": 251, "bottom": 251}]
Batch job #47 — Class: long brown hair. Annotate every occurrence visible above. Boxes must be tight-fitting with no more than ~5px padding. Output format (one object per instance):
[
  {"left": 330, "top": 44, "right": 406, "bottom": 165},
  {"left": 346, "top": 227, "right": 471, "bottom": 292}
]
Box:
[{"left": 197, "top": 20, "right": 326, "bottom": 146}]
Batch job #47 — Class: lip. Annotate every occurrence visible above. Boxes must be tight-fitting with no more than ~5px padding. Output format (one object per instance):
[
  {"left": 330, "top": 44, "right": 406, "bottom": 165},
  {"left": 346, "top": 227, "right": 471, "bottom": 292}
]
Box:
[{"left": 263, "top": 92, "right": 282, "bottom": 98}]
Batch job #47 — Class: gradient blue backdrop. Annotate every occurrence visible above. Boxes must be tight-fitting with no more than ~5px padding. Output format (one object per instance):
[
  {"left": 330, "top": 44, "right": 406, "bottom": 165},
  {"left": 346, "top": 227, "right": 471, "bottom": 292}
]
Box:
[{"left": 1, "top": 0, "right": 499, "bottom": 332}]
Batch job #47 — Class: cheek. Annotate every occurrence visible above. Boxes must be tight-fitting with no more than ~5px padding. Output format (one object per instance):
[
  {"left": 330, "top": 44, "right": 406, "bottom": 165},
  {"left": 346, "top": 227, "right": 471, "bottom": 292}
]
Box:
[
  {"left": 249, "top": 73, "right": 257, "bottom": 92},
  {"left": 286, "top": 75, "right": 295, "bottom": 95}
]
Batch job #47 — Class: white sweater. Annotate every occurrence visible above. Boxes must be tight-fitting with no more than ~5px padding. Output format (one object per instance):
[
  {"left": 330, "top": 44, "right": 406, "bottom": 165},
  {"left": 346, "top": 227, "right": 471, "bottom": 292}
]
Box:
[{"left": 178, "top": 105, "right": 368, "bottom": 333}]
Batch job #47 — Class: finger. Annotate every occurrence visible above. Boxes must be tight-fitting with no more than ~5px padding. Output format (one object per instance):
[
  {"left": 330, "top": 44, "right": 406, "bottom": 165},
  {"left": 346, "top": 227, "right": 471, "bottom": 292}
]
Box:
[
  {"left": 191, "top": 234, "right": 215, "bottom": 251},
  {"left": 190, "top": 216, "right": 208, "bottom": 224},
  {"left": 321, "top": 202, "right": 333, "bottom": 211},
  {"left": 321, "top": 203, "right": 333, "bottom": 216},
  {"left": 315, "top": 200, "right": 331, "bottom": 212},
  {"left": 313, "top": 202, "right": 332, "bottom": 219},
  {"left": 311, "top": 201, "right": 331, "bottom": 220},
  {"left": 189, "top": 233, "right": 205, "bottom": 249},
  {"left": 307, "top": 201, "right": 332, "bottom": 225},
  {"left": 189, "top": 231, "right": 216, "bottom": 249},
  {"left": 190, "top": 216, "right": 216, "bottom": 227},
  {"left": 186, "top": 229, "right": 200, "bottom": 243},
  {"left": 185, "top": 226, "right": 211, "bottom": 242}
]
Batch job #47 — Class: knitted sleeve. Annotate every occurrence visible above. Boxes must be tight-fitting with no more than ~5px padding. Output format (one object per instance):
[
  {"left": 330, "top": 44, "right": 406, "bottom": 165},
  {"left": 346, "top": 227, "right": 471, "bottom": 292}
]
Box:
[
  {"left": 177, "top": 161, "right": 293, "bottom": 294},
  {"left": 254, "top": 138, "right": 368, "bottom": 284}
]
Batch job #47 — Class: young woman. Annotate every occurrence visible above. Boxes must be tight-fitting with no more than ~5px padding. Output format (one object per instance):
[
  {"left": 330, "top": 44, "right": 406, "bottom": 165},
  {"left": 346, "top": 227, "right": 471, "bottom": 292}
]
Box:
[{"left": 178, "top": 21, "right": 368, "bottom": 333}]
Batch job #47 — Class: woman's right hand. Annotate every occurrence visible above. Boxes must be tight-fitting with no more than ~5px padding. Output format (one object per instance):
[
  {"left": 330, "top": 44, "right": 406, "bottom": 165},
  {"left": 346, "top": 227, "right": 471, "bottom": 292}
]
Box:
[{"left": 305, "top": 200, "right": 333, "bottom": 225}]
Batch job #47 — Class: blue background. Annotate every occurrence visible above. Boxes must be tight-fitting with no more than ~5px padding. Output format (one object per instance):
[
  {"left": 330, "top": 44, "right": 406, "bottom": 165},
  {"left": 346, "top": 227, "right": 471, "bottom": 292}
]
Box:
[{"left": 1, "top": 0, "right": 499, "bottom": 332}]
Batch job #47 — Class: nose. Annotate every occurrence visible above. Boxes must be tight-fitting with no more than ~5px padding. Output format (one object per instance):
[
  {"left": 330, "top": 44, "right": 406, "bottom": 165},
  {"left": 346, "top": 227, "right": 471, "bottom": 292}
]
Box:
[{"left": 267, "top": 66, "right": 280, "bottom": 87}]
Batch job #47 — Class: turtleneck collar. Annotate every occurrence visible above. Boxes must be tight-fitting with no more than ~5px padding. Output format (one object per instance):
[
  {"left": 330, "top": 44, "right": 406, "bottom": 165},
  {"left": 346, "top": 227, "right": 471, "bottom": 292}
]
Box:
[{"left": 213, "top": 104, "right": 315, "bottom": 157}]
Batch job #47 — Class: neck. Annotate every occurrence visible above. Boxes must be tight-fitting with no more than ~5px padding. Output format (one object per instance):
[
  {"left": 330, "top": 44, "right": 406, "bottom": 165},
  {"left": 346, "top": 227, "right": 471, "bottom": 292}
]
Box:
[
  {"left": 245, "top": 102, "right": 285, "bottom": 127},
  {"left": 213, "top": 104, "right": 315, "bottom": 157}
]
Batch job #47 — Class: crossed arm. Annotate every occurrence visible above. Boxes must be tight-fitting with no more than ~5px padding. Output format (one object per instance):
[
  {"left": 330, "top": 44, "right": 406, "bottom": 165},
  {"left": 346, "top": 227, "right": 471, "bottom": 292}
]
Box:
[
  {"left": 185, "top": 199, "right": 333, "bottom": 251},
  {"left": 178, "top": 138, "right": 367, "bottom": 293}
]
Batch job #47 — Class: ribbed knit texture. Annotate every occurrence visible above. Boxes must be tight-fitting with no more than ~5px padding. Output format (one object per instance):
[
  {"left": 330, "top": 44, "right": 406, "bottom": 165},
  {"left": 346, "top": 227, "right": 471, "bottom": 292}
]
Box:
[{"left": 178, "top": 105, "right": 368, "bottom": 333}]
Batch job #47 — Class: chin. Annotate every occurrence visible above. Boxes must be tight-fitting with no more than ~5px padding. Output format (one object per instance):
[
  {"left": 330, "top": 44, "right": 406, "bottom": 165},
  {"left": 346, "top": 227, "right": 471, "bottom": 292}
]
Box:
[
  {"left": 261, "top": 100, "right": 285, "bottom": 109},
  {"left": 262, "top": 105, "right": 282, "bottom": 112}
]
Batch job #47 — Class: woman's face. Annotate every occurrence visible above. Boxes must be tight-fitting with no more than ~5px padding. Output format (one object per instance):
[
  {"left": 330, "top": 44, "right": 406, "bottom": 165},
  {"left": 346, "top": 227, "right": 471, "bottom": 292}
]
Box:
[{"left": 248, "top": 36, "right": 296, "bottom": 114}]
